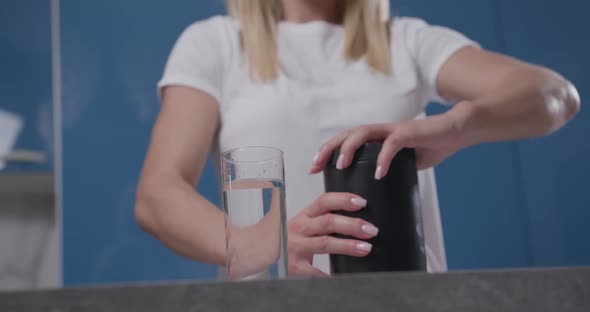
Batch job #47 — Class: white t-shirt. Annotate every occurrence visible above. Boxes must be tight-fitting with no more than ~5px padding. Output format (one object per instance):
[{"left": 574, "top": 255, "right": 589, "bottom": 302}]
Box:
[{"left": 158, "top": 15, "right": 477, "bottom": 274}]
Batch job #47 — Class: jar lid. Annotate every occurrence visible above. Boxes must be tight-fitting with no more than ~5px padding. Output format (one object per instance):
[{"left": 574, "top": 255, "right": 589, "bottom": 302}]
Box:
[
  {"left": 327, "top": 142, "right": 383, "bottom": 165},
  {"left": 326, "top": 142, "right": 414, "bottom": 166}
]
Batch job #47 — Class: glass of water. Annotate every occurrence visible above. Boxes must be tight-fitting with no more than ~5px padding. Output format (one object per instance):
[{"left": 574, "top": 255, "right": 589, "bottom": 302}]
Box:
[{"left": 221, "top": 147, "right": 288, "bottom": 280}]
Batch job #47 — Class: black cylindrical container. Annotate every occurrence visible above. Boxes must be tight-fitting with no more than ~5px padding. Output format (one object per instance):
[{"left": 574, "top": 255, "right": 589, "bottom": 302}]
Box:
[{"left": 324, "top": 142, "right": 426, "bottom": 274}]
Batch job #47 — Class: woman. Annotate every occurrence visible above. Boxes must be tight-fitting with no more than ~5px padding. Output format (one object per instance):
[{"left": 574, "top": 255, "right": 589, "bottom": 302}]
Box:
[{"left": 135, "top": 0, "right": 580, "bottom": 277}]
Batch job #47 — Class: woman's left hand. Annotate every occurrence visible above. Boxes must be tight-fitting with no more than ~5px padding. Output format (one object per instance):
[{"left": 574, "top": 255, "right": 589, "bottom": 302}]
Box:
[{"left": 310, "top": 110, "right": 469, "bottom": 179}]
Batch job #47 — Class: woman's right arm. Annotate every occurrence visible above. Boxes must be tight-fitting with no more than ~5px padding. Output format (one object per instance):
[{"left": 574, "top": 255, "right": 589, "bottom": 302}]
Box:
[
  {"left": 135, "top": 86, "right": 226, "bottom": 265},
  {"left": 135, "top": 88, "right": 379, "bottom": 274}
]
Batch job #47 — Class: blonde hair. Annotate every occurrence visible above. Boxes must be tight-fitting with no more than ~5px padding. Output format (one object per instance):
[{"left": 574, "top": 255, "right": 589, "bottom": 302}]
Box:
[{"left": 227, "top": 0, "right": 391, "bottom": 81}]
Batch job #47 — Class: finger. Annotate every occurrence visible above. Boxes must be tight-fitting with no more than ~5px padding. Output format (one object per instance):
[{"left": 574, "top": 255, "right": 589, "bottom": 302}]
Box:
[
  {"left": 306, "top": 193, "right": 367, "bottom": 218},
  {"left": 310, "top": 131, "right": 350, "bottom": 174},
  {"left": 338, "top": 125, "right": 394, "bottom": 169},
  {"left": 304, "top": 214, "right": 379, "bottom": 239},
  {"left": 302, "top": 236, "right": 373, "bottom": 257},
  {"left": 375, "top": 132, "right": 407, "bottom": 180},
  {"left": 291, "top": 263, "right": 328, "bottom": 278}
]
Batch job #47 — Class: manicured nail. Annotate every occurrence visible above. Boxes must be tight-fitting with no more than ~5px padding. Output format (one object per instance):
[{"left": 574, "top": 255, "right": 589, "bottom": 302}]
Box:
[
  {"left": 362, "top": 224, "right": 379, "bottom": 236},
  {"left": 351, "top": 197, "right": 367, "bottom": 207},
  {"left": 356, "top": 242, "right": 373, "bottom": 252},
  {"left": 374, "top": 166, "right": 384, "bottom": 180},
  {"left": 336, "top": 154, "right": 345, "bottom": 170},
  {"left": 312, "top": 153, "right": 319, "bottom": 165}
]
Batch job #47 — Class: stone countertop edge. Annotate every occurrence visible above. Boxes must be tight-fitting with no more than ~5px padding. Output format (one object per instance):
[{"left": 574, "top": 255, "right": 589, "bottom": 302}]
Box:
[{"left": 0, "top": 266, "right": 589, "bottom": 312}]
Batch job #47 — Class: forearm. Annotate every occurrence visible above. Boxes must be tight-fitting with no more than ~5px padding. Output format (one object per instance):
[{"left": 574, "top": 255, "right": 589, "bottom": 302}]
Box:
[
  {"left": 135, "top": 175, "right": 226, "bottom": 265},
  {"left": 449, "top": 67, "right": 580, "bottom": 147}
]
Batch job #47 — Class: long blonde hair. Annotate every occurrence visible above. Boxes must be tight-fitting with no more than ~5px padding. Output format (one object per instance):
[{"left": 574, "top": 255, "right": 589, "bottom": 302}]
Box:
[{"left": 227, "top": 0, "right": 391, "bottom": 81}]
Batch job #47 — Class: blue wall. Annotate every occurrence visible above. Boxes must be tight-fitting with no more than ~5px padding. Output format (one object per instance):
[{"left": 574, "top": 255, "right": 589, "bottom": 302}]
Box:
[
  {"left": 397, "top": 0, "right": 590, "bottom": 269},
  {"left": 500, "top": 0, "right": 590, "bottom": 266},
  {"left": 60, "top": 0, "right": 225, "bottom": 285},
  {"left": 0, "top": 1, "right": 53, "bottom": 171},
  {"left": 60, "top": 0, "right": 590, "bottom": 285},
  {"left": 396, "top": 0, "right": 532, "bottom": 269}
]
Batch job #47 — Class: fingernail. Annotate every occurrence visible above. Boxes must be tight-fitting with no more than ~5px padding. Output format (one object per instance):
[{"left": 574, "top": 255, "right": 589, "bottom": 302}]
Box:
[
  {"left": 374, "top": 166, "right": 384, "bottom": 180},
  {"left": 356, "top": 242, "right": 373, "bottom": 252},
  {"left": 336, "top": 154, "right": 345, "bottom": 170},
  {"left": 312, "top": 153, "right": 319, "bottom": 165},
  {"left": 351, "top": 197, "right": 367, "bottom": 207},
  {"left": 362, "top": 224, "right": 379, "bottom": 236}
]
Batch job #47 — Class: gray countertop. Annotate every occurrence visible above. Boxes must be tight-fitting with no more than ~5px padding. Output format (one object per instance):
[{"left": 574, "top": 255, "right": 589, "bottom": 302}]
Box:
[{"left": 1, "top": 266, "right": 589, "bottom": 312}]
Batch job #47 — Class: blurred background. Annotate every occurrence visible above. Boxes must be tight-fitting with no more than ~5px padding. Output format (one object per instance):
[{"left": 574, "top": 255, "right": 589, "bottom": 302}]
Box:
[{"left": 0, "top": 0, "right": 588, "bottom": 290}]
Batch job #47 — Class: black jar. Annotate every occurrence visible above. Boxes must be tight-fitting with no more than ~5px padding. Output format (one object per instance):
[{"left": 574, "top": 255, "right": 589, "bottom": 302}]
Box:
[{"left": 323, "top": 142, "right": 427, "bottom": 274}]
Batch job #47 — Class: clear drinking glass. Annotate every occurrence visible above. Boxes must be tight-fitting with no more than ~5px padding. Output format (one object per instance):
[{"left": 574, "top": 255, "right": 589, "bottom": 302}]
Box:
[{"left": 221, "top": 147, "right": 288, "bottom": 280}]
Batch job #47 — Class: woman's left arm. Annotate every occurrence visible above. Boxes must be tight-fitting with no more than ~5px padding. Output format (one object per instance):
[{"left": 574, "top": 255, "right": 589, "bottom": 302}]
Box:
[
  {"left": 437, "top": 46, "right": 580, "bottom": 145},
  {"left": 311, "top": 47, "right": 581, "bottom": 177}
]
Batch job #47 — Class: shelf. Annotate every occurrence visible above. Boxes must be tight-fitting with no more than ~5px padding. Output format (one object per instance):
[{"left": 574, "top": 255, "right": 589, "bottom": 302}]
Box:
[{"left": 0, "top": 172, "right": 54, "bottom": 197}]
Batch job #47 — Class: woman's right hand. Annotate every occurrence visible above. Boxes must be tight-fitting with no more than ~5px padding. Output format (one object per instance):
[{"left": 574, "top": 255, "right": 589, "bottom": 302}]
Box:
[{"left": 287, "top": 192, "right": 380, "bottom": 277}]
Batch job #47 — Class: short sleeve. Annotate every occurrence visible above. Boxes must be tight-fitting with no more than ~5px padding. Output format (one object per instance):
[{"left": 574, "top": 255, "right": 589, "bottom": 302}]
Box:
[
  {"left": 394, "top": 17, "right": 479, "bottom": 104},
  {"left": 158, "top": 17, "right": 227, "bottom": 103}
]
